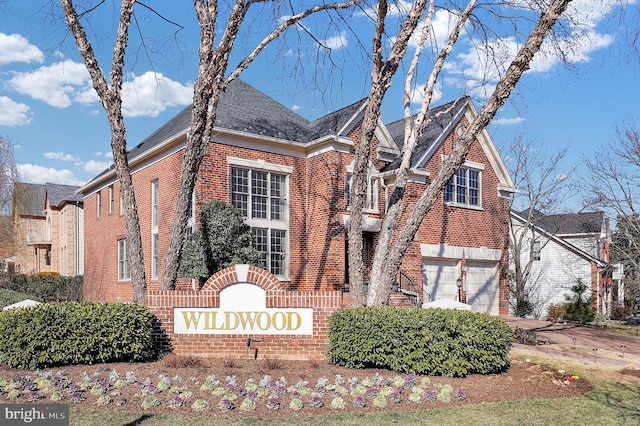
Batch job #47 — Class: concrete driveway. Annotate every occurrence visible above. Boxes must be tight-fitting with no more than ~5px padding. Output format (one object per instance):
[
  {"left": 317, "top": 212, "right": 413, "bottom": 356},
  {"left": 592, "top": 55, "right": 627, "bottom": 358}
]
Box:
[{"left": 498, "top": 316, "right": 640, "bottom": 360}]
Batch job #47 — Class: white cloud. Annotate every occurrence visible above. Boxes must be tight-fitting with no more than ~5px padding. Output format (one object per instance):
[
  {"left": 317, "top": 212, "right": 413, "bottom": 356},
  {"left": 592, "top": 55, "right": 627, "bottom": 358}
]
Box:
[
  {"left": 44, "top": 152, "right": 79, "bottom": 162},
  {"left": 7, "top": 59, "right": 91, "bottom": 108},
  {"left": 83, "top": 159, "right": 111, "bottom": 174},
  {"left": 0, "top": 33, "right": 44, "bottom": 65},
  {"left": 323, "top": 32, "right": 348, "bottom": 50},
  {"left": 0, "top": 96, "right": 32, "bottom": 126},
  {"left": 291, "top": 105, "right": 301, "bottom": 111},
  {"left": 492, "top": 117, "right": 526, "bottom": 125},
  {"left": 529, "top": 29, "right": 614, "bottom": 73},
  {"left": 410, "top": 84, "right": 442, "bottom": 105},
  {"left": 121, "top": 71, "right": 193, "bottom": 118},
  {"left": 440, "top": 1, "right": 617, "bottom": 99},
  {"left": 408, "top": 9, "right": 461, "bottom": 50},
  {"left": 7, "top": 61, "right": 191, "bottom": 117},
  {"left": 17, "top": 163, "right": 85, "bottom": 186},
  {"left": 93, "top": 151, "right": 114, "bottom": 159},
  {"left": 445, "top": 24, "right": 613, "bottom": 98},
  {"left": 357, "top": 0, "right": 412, "bottom": 18}
]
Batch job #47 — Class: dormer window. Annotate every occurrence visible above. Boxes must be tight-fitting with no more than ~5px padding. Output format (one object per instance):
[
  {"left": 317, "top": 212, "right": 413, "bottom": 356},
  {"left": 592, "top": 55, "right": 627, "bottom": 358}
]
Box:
[{"left": 346, "top": 161, "right": 380, "bottom": 212}]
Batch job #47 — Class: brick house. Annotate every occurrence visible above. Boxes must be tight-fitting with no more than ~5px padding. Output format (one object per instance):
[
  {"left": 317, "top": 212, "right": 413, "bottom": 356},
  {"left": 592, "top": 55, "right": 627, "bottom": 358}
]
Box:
[
  {"left": 79, "top": 79, "right": 515, "bottom": 315},
  {"left": 12, "top": 182, "right": 84, "bottom": 275},
  {"left": 510, "top": 210, "right": 613, "bottom": 319}
]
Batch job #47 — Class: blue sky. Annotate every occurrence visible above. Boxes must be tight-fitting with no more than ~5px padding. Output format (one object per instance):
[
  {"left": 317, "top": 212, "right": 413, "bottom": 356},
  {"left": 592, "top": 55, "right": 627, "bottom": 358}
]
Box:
[{"left": 0, "top": 1, "right": 638, "bottom": 198}]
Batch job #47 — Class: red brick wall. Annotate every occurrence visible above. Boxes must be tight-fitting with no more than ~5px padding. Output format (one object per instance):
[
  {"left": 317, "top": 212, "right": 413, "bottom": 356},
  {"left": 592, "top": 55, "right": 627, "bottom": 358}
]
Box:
[
  {"left": 146, "top": 265, "right": 344, "bottom": 360},
  {"left": 84, "top": 118, "right": 510, "bottom": 314},
  {"left": 383, "top": 122, "right": 511, "bottom": 314}
]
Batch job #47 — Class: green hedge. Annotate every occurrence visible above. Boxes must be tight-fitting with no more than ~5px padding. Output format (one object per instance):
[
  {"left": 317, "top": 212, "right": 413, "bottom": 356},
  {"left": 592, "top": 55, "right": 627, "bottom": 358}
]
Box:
[
  {"left": 0, "top": 272, "right": 83, "bottom": 303},
  {"left": 0, "top": 289, "right": 41, "bottom": 310},
  {"left": 327, "top": 307, "right": 513, "bottom": 377},
  {"left": 0, "top": 302, "right": 159, "bottom": 369}
]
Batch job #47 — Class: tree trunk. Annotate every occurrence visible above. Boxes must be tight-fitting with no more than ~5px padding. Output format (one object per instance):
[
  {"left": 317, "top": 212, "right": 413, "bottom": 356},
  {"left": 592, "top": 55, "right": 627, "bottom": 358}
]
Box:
[
  {"left": 367, "top": 0, "right": 574, "bottom": 306},
  {"left": 161, "top": 0, "right": 360, "bottom": 290},
  {"left": 348, "top": 0, "right": 430, "bottom": 307},
  {"left": 60, "top": 0, "right": 147, "bottom": 303}
]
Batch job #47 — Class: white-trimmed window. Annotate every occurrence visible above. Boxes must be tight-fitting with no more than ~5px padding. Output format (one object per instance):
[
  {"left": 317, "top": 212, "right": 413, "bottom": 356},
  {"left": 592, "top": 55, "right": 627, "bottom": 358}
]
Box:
[
  {"left": 346, "top": 162, "right": 379, "bottom": 212},
  {"left": 97, "top": 191, "right": 102, "bottom": 217},
  {"left": 533, "top": 241, "right": 541, "bottom": 261},
  {"left": 186, "top": 190, "right": 196, "bottom": 238},
  {"left": 444, "top": 167, "right": 481, "bottom": 207},
  {"left": 230, "top": 162, "right": 289, "bottom": 277},
  {"left": 109, "top": 185, "right": 114, "bottom": 214},
  {"left": 151, "top": 180, "right": 159, "bottom": 280},
  {"left": 118, "top": 239, "right": 130, "bottom": 281}
]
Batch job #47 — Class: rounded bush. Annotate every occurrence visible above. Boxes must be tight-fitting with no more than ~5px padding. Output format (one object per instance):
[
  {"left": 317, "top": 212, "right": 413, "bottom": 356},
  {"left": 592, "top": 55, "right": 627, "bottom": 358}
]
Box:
[
  {"left": 327, "top": 307, "right": 513, "bottom": 377},
  {"left": 0, "top": 302, "right": 159, "bottom": 369}
]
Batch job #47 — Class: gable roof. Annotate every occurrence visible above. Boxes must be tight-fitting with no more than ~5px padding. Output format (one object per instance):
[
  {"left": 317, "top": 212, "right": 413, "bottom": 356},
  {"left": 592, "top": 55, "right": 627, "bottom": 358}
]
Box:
[
  {"left": 13, "top": 183, "right": 45, "bottom": 217},
  {"left": 510, "top": 210, "right": 608, "bottom": 267},
  {"left": 80, "top": 80, "right": 515, "bottom": 197},
  {"left": 520, "top": 210, "right": 605, "bottom": 236},
  {"left": 383, "top": 97, "right": 469, "bottom": 171},
  {"left": 45, "top": 183, "right": 83, "bottom": 208}
]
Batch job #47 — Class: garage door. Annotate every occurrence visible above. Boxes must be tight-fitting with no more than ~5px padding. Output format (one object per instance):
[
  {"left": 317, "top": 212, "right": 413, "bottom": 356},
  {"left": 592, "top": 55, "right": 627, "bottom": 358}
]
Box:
[
  {"left": 423, "top": 260, "right": 459, "bottom": 303},
  {"left": 465, "top": 261, "right": 499, "bottom": 314}
]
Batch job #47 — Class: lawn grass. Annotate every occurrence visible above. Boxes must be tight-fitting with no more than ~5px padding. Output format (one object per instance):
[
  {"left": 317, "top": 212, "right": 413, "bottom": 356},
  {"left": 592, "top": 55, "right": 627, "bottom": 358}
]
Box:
[
  {"left": 69, "top": 389, "right": 640, "bottom": 426},
  {"left": 69, "top": 351, "right": 640, "bottom": 426}
]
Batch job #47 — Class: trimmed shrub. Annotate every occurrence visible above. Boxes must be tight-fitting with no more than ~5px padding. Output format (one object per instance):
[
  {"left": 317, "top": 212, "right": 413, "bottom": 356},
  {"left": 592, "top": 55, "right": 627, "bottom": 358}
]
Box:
[
  {"left": 327, "top": 307, "right": 512, "bottom": 377},
  {"left": 0, "top": 289, "right": 42, "bottom": 310},
  {"left": 0, "top": 302, "right": 159, "bottom": 369},
  {"left": 0, "top": 272, "right": 83, "bottom": 303}
]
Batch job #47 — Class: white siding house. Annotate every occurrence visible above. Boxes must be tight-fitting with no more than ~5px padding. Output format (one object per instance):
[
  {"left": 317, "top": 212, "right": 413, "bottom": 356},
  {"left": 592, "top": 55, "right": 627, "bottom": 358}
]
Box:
[{"left": 510, "top": 211, "right": 612, "bottom": 319}]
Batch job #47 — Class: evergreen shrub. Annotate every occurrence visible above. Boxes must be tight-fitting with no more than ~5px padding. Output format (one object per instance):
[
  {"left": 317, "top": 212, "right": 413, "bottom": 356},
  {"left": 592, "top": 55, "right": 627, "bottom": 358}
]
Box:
[
  {"left": 564, "top": 281, "right": 596, "bottom": 324},
  {"left": 0, "top": 289, "right": 41, "bottom": 310},
  {"left": 0, "top": 302, "right": 159, "bottom": 369},
  {"left": 327, "top": 307, "right": 513, "bottom": 377},
  {"left": 0, "top": 272, "right": 83, "bottom": 303}
]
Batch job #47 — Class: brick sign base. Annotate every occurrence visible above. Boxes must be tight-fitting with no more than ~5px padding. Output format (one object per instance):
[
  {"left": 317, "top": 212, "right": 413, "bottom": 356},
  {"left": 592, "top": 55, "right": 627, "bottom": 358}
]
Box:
[{"left": 146, "top": 265, "right": 346, "bottom": 360}]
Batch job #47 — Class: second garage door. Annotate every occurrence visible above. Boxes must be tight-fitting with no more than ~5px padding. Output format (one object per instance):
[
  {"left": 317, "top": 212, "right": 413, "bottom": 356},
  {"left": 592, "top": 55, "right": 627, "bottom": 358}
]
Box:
[{"left": 465, "top": 261, "right": 499, "bottom": 314}]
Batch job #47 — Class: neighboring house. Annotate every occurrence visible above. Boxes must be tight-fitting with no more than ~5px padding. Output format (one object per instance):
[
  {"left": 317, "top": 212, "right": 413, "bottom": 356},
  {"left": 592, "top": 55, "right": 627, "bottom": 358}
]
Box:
[
  {"left": 510, "top": 210, "right": 612, "bottom": 319},
  {"left": 12, "top": 182, "right": 84, "bottom": 275},
  {"left": 78, "top": 79, "right": 516, "bottom": 314}
]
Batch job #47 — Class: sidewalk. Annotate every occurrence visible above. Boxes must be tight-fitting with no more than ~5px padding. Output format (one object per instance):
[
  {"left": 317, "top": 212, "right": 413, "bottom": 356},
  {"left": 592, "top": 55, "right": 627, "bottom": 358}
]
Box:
[{"left": 498, "top": 316, "right": 640, "bottom": 361}]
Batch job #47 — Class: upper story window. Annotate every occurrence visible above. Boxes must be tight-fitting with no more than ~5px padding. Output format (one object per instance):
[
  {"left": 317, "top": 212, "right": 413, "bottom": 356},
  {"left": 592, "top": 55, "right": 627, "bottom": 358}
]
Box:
[
  {"left": 229, "top": 158, "right": 291, "bottom": 278},
  {"left": 97, "top": 191, "right": 102, "bottom": 217},
  {"left": 232, "top": 168, "right": 286, "bottom": 222},
  {"left": 109, "top": 185, "right": 114, "bottom": 214},
  {"left": 444, "top": 167, "right": 481, "bottom": 208},
  {"left": 533, "top": 240, "right": 541, "bottom": 261},
  {"left": 151, "top": 180, "right": 159, "bottom": 229},
  {"left": 346, "top": 161, "right": 380, "bottom": 212}
]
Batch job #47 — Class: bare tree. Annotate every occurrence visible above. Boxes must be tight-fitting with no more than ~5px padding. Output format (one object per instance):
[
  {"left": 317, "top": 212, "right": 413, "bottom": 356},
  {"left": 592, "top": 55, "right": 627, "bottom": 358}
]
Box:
[
  {"left": 585, "top": 122, "right": 640, "bottom": 311},
  {"left": 0, "top": 136, "right": 18, "bottom": 217},
  {"left": 506, "top": 137, "right": 575, "bottom": 316},
  {"left": 0, "top": 136, "right": 18, "bottom": 257},
  {"left": 348, "top": 0, "right": 575, "bottom": 306},
  {"left": 59, "top": 0, "right": 358, "bottom": 302}
]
